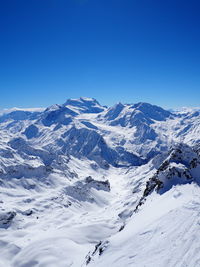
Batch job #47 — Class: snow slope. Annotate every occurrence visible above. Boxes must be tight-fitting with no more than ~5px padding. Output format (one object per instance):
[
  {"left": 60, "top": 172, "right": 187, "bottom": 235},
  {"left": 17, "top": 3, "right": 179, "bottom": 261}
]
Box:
[
  {"left": 88, "top": 184, "right": 200, "bottom": 267},
  {"left": 0, "top": 97, "right": 200, "bottom": 267}
]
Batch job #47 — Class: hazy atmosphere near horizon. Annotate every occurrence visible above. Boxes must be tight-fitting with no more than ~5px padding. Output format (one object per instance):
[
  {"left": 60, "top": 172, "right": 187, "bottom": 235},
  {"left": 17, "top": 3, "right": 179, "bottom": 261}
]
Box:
[{"left": 0, "top": 0, "right": 200, "bottom": 109}]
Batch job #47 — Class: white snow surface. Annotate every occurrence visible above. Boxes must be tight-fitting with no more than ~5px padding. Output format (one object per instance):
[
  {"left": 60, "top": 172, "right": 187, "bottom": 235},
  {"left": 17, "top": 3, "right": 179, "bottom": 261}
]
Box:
[{"left": 0, "top": 97, "right": 200, "bottom": 267}]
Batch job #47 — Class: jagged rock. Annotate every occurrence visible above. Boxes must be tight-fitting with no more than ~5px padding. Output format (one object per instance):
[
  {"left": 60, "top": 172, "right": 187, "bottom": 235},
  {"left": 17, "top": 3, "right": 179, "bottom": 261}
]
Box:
[
  {"left": 135, "top": 143, "right": 200, "bottom": 211},
  {"left": 63, "top": 177, "right": 110, "bottom": 202},
  {"left": 22, "top": 209, "right": 33, "bottom": 216},
  {"left": 85, "top": 240, "right": 109, "bottom": 265},
  {"left": 85, "top": 176, "right": 110, "bottom": 191},
  {"left": 0, "top": 211, "right": 16, "bottom": 228}
]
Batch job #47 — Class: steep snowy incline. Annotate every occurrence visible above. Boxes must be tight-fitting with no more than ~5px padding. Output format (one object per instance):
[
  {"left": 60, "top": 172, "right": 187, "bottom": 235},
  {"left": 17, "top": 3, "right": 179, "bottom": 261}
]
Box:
[{"left": 88, "top": 184, "right": 200, "bottom": 267}]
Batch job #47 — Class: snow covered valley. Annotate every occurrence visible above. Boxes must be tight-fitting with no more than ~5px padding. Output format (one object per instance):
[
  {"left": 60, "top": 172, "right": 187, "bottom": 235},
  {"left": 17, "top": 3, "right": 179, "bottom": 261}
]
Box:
[{"left": 0, "top": 97, "right": 200, "bottom": 267}]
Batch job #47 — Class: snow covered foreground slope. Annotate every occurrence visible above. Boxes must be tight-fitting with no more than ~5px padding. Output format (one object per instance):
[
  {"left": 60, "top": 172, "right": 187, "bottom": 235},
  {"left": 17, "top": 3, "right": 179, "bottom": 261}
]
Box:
[{"left": 0, "top": 97, "right": 200, "bottom": 267}]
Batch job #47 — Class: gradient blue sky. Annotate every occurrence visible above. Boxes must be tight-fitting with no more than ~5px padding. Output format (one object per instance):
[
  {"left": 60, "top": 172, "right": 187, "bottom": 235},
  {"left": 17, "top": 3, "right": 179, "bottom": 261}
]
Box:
[{"left": 0, "top": 0, "right": 200, "bottom": 109}]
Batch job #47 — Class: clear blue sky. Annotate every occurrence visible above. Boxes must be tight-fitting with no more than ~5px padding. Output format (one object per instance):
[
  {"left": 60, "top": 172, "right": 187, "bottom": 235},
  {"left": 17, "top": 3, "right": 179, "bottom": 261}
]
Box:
[{"left": 0, "top": 0, "right": 200, "bottom": 109}]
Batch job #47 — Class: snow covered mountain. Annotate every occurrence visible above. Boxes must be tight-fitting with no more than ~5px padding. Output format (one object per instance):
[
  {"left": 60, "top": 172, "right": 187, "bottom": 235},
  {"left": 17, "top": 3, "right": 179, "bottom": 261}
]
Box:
[{"left": 0, "top": 97, "right": 200, "bottom": 267}]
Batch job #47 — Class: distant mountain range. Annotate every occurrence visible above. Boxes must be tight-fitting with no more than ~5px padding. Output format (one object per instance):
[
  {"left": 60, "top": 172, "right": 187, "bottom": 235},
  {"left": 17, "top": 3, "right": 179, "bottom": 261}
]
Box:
[{"left": 0, "top": 97, "right": 200, "bottom": 267}]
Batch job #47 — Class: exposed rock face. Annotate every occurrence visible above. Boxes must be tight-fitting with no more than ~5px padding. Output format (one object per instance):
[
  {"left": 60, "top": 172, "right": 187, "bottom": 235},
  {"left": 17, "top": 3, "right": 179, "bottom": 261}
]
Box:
[
  {"left": 63, "top": 176, "right": 110, "bottom": 202},
  {"left": 0, "top": 211, "right": 16, "bottom": 228},
  {"left": 156, "top": 144, "right": 199, "bottom": 190},
  {"left": 135, "top": 143, "right": 200, "bottom": 211}
]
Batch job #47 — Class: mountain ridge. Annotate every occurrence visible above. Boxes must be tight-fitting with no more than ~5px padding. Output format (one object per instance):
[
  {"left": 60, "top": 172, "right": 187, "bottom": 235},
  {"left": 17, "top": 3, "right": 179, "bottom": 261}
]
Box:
[{"left": 0, "top": 97, "right": 200, "bottom": 267}]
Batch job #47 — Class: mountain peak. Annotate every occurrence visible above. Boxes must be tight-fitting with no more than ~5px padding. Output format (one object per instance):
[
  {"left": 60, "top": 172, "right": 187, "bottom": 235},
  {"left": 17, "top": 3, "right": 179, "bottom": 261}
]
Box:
[
  {"left": 104, "top": 102, "right": 125, "bottom": 121},
  {"left": 64, "top": 97, "right": 105, "bottom": 114},
  {"left": 132, "top": 102, "right": 172, "bottom": 121}
]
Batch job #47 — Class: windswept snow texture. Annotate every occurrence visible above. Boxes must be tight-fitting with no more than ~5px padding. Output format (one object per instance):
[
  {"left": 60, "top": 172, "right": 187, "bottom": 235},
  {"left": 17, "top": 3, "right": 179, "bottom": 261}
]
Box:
[{"left": 0, "top": 97, "right": 200, "bottom": 267}]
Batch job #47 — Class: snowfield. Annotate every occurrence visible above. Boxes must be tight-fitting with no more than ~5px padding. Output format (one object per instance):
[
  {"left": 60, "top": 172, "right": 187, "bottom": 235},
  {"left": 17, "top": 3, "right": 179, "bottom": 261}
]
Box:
[{"left": 0, "top": 97, "right": 200, "bottom": 267}]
